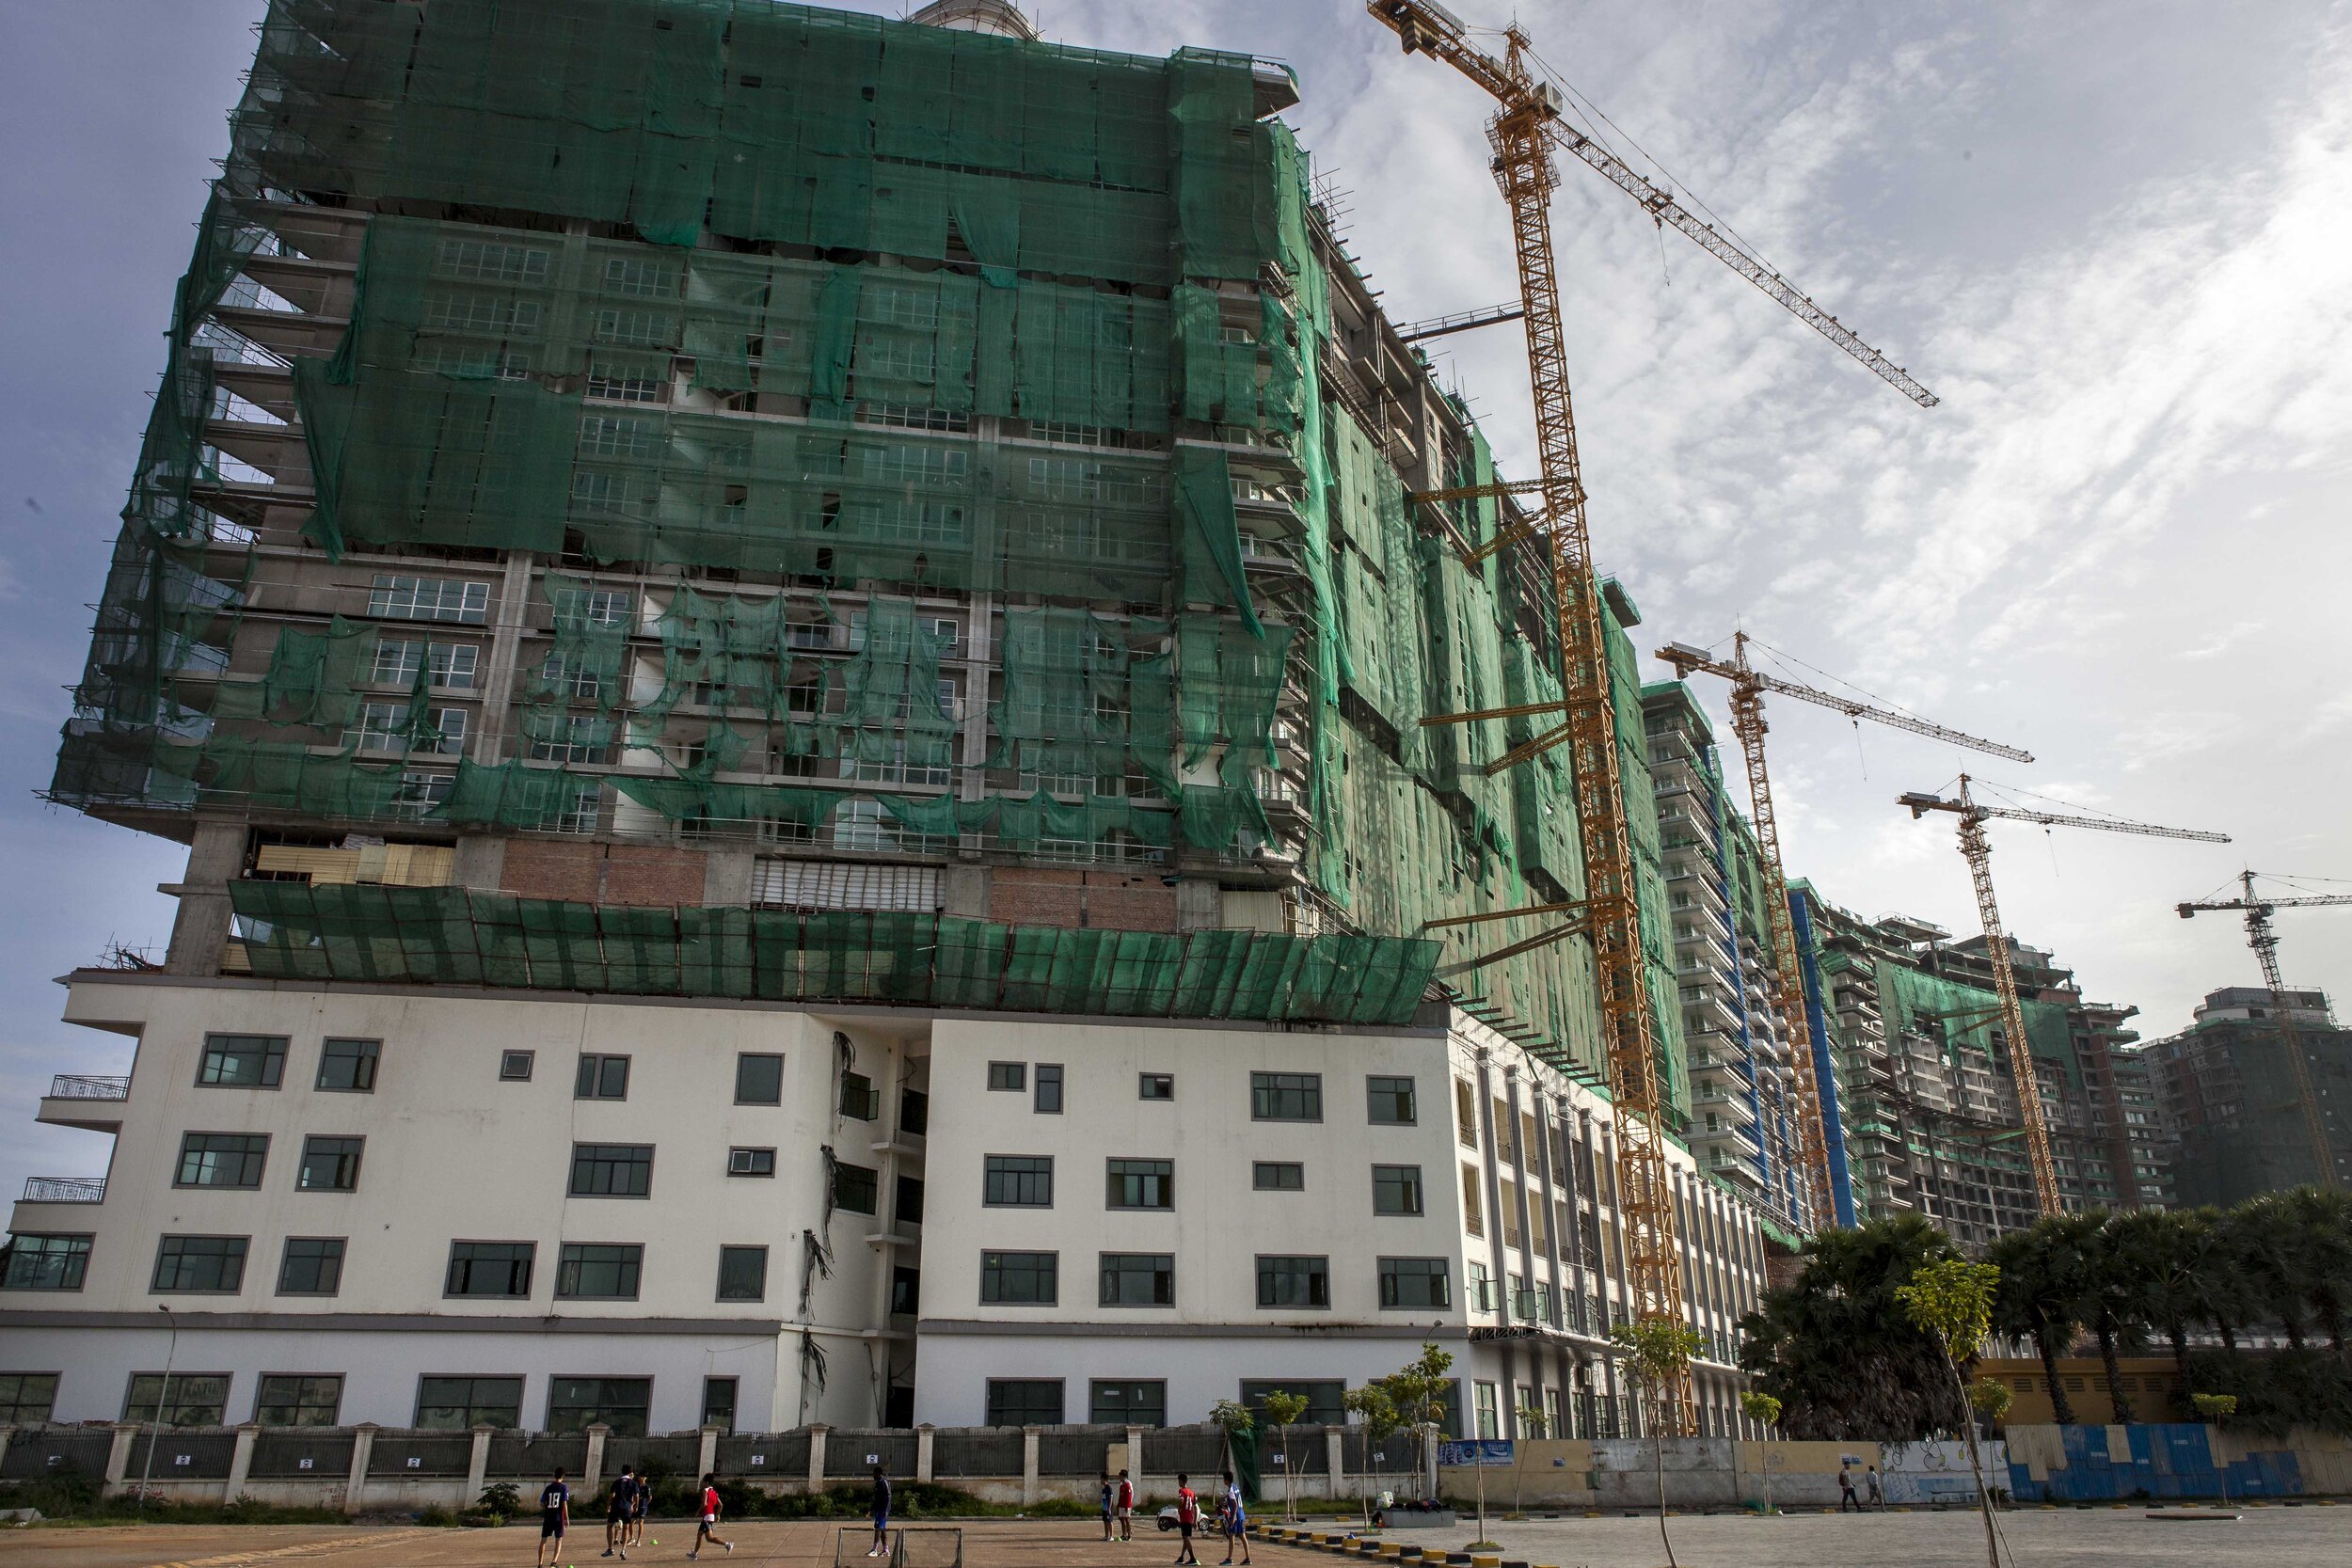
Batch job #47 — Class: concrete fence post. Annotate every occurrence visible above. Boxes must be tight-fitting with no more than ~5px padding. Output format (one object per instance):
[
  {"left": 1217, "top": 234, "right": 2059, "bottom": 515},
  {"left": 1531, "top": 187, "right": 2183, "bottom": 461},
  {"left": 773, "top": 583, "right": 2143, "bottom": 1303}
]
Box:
[
  {"left": 0, "top": 1425, "right": 14, "bottom": 1481},
  {"left": 1021, "top": 1425, "right": 1041, "bottom": 1506},
  {"left": 582, "top": 1424, "right": 608, "bottom": 1496},
  {"left": 225, "top": 1423, "right": 260, "bottom": 1502},
  {"left": 1126, "top": 1425, "right": 1145, "bottom": 1494},
  {"left": 1422, "top": 1429, "right": 1439, "bottom": 1500},
  {"left": 104, "top": 1423, "right": 135, "bottom": 1497},
  {"left": 915, "top": 1424, "right": 935, "bottom": 1484},
  {"left": 698, "top": 1425, "right": 721, "bottom": 1481},
  {"left": 807, "top": 1424, "right": 829, "bottom": 1493},
  {"left": 1325, "top": 1425, "right": 1345, "bottom": 1505},
  {"left": 345, "top": 1424, "right": 377, "bottom": 1517},
  {"left": 465, "top": 1426, "right": 493, "bottom": 1505}
]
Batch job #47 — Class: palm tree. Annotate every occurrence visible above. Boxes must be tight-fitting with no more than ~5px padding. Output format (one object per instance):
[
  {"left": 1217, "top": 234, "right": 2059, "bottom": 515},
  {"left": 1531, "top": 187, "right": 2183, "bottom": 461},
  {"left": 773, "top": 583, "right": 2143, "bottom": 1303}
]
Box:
[
  {"left": 1990, "top": 1219, "right": 2090, "bottom": 1425},
  {"left": 2071, "top": 1212, "right": 2148, "bottom": 1423},
  {"left": 2282, "top": 1187, "right": 2352, "bottom": 1357},
  {"left": 2226, "top": 1194, "right": 2314, "bottom": 1349},
  {"left": 2111, "top": 1209, "right": 2241, "bottom": 1409}
]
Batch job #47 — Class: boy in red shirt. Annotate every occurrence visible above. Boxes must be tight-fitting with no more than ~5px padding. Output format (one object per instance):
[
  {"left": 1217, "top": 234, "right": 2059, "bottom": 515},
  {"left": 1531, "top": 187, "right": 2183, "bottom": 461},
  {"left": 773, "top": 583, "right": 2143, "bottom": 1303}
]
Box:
[{"left": 688, "top": 1472, "right": 733, "bottom": 1560}]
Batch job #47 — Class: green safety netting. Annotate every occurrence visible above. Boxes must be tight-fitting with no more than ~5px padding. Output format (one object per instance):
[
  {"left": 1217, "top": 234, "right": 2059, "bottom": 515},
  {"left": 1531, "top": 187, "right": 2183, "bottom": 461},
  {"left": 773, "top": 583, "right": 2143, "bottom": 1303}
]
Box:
[
  {"left": 993, "top": 606, "right": 1174, "bottom": 793},
  {"left": 230, "top": 880, "right": 1437, "bottom": 1023},
  {"left": 1875, "top": 960, "right": 2081, "bottom": 1090}
]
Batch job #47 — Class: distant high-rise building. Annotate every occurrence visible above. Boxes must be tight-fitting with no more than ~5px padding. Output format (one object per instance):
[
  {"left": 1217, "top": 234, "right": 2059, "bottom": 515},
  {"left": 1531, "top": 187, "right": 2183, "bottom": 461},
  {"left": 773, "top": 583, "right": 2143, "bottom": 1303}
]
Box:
[{"left": 2144, "top": 988, "right": 2352, "bottom": 1206}]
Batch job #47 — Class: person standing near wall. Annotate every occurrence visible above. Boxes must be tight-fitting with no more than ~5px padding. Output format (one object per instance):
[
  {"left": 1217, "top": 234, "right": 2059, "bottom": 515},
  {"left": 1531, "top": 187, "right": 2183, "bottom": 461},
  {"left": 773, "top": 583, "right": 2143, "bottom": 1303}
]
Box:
[
  {"left": 1838, "top": 1463, "right": 1860, "bottom": 1513},
  {"left": 1101, "top": 1471, "right": 1117, "bottom": 1542},
  {"left": 867, "top": 1465, "right": 894, "bottom": 1559},
  {"left": 1173, "top": 1472, "right": 1201, "bottom": 1566},
  {"left": 1117, "top": 1468, "right": 1136, "bottom": 1541},
  {"left": 1218, "top": 1469, "right": 1251, "bottom": 1567},
  {"left": 536, "top": 1468, "right": 571, "bottom": 1567},
  {"left": 1867, "top": 1464, "right": 1884, "bottom": 1508}
]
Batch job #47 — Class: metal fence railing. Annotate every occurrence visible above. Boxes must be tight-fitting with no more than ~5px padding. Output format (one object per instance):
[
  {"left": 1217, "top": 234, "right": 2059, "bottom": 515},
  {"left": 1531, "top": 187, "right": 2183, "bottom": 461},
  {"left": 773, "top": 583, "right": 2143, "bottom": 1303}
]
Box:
[
  {"left": 46, "top": 1074, "right": 130, "bottom": 1101},
  {"left": 21, "top": 1176, "right": 105, "bottom": 1203}
]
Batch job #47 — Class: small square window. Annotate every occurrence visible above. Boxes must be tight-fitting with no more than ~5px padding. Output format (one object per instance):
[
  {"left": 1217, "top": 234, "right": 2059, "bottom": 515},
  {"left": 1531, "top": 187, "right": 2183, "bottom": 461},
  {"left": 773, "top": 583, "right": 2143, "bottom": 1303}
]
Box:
[
  {"left": 1034, "top": 1064, "right": 1064, "bottom": 1115},
  {"left": 833, "top": 1160, "right": 879, "bottom": 1214},
  {"left": 735, "top": 1053, "right": 785, "bottom": 1106},
  {"left": 277, "top": 1238, "right": 345, "bottom": 1296},
  {"left": 317, "top": 1038, "right": 380, "bottom": 1093},
  {"left": 499, "top": 1051, "right": 535, "bottom": 1081},
  {"left": 575, "top": 1053, "right": 630, "bottom": 1101},
  {"left": 718, "top": 1245, "right": 769, "bottom": 1302},
  {"left": 1252, "top": 1162, "right": 1305, "bottom": 1192},
  {"left": 728, "top": 1147, "right": 777, "bottom": 1178},
  {"left": 1373, "top": 1164, "right": 1424, "bottom": 1215},
  {"left": 986, "top": 1062, "right": 1026, "bottom": 1092},
  {"left": 1138, "top": 1072, "right": 1173, "bottom": 1101},
  {"left": 1367, "top": 1075, "right": 1416, "bottom": 1125},
  {"left": 297, "top": 1136, "right": 364, "bottom": 1193}
]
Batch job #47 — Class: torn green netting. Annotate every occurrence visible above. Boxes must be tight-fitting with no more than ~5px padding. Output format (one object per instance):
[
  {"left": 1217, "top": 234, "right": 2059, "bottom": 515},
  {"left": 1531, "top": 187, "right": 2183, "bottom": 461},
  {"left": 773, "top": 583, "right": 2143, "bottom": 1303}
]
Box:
[
  {"left": 1178, "top": 616, "right": 1292, "bottom": 778},
  {"left": 209, "top": 617, "right": 374, "bottom": 728},
  {"left": 439, "top": 758, "right": 602, "bottom": 831},
  {"left": 1174, "top": 445, "right": 1258, "bottom": 632},
  {"left": 993, "top": 606, "right": 1173, "bottom": 792}
]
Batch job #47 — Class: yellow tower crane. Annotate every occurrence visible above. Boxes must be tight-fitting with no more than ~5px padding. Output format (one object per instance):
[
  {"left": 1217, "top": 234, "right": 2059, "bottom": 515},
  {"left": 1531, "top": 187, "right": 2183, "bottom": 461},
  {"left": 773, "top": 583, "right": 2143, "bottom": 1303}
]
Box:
[
  {"left": 1900, "top": 779, "right": 2229, "bottom": 1213},
  {"left": 1659, "top": 634, "right": 2033, "bottom": 1232},
  {"left": 1366, "top": 1, "right": 1936, "bottom": 1430},
  {"left": 2178, "top": 872, "right": 2352, "bottom": 1190}
]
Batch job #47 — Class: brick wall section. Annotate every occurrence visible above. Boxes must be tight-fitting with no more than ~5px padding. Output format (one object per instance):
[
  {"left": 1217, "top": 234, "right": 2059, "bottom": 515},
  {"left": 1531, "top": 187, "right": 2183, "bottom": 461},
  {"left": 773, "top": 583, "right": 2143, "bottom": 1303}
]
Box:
[
  {"left": 501, "top": 839, "right": 707, "bottom": 908},
  {"left": 990, "top": 868, "right": 1177, "bottom": 932}
]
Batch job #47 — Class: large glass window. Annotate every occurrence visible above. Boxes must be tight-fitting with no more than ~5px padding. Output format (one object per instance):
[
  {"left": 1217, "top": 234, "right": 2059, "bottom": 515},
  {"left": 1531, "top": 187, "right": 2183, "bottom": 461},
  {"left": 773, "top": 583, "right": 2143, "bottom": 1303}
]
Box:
[
  {"left": 735, "top": 1053, "right": 784, "bottom": 1105},
  {"left": 415, "top": 1374, "right": 523, "bottom": 1430},
  {"left": 575, "top": 1053, "right": 630, "bottom": 1100},
  {"left": 1105, "top": 1159, "right": 1173, "bottom": 1210},
  {"left": 255, "top": 1374, "right": 343, "bottom": 1427},
  {"left": 277, "top": 1237, "right": 345, "bottom": 1296},
  {"left": 983, "top": 1155, "right": 1054, "bottom": 1207},
  {"left": 1378, "top": 1258, "right": 1452, "bottom": 1309},
  {"left": 446, "top": 1242, "right": 534, "bottom": 1298},
  {"left": 547, "top": 1376, "right": 652, "bottom": 1437},
  {"left": 1254, "top": 1255, "right": 1329, "bottom": 1310},
  {"left": 1250, "top": 1071, "right": 1323, "bottom": 1122},
  {"left": 703, "top": 1377, "right": 739, "bottom": 1434},
  {"left": 979, "top": 1251, "right": 1057, "bottom": 1305},
  {"left": 1367, "top": 1075, "right": 1417, "bottom": 1125},
  {"left": 569, "top": 1144, "right": 653, "bottom": 1197},
  {"left": 1098, "top": 1253, "right": 1175, "bottom": 1307},
  {"left": 198, "top": 1034, "right": 287, "bottom": 1087},
  {"left": 985, "top": 1379, "right": 1063, "bottom": 1428},
  {"left": 833, "top": 1160, "right": 879, "bottom": 1214},
  {"left": 1089, "top": 1379, "right": 1167, "bottom": 1427},
  {"left": 0, "top": 1373, "right": 59, "bottom": 1423},
  {"left": 717, "top": 1245, "right": 768, "bottom": 1302},
  {"left": 1373, "top": 1164, "right": 1425, "bottom": 1216},
  {"left": 556, "top": 1243, "right": 644, "bottom": 1300},
  {"left": 124, "top": 1372, "right": 231, "bottom": 1427},
  {"left": 175, "top": 1132, "right": 269, "bottom": 1188},
  {"left": 1239, "top": 1380, "right": 1347, "bottom": 1427},
  {"left": 152, "top": 1235, "right": 248, "bottom": 1293},
  {"left": 316, "top": 1037, "right": 380, "bottom": 1093},
  {"left": 1, "top": 1235, "right": 90, "bottom": 1291},
  {"left": 297, "top": 1136, "right": 364, "bottom": 1192}
]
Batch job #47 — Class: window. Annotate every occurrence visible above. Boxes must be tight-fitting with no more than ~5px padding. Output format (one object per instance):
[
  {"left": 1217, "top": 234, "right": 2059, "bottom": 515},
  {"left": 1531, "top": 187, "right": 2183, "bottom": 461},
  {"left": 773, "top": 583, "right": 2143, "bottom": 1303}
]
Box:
[
  {"left": 890, "top": 1264, "right": 921, "bottom": 1316},
  {"left": 1466, "top": 1261, "right": 1495, "bottom": 1312},
  {"left": 1475, "top": 1381, "right": 1500, "bottom": 1440},
  {"left": 984, "top": 1155, "right": 1054, "bottom": 1208},
  {"left": 1252, "top": 1162, "right": 1305, "bottom": 1192},
  {"left": 1, "top": 1235, "right": 90, "bottom": 1291},
  {"left": 1139, "top": 1072, "right": 1173, "bottom": 1101},
  {"left": 1373, "top": 1164, "right": 1425, "bottom": 1216},
  {"left": 0, "top": 1373, "right": 58, "bottom": 1424},
  {"left": 1090, "top": 1380, "right": 1168, "bottom": 1427},
  {"left": 547, "top": 1377, "right": 652, "bottom": 1437},
  {"left": 1456, "top": 1079, "right": 1479, "bottom": 1148},
  {"left": 296, "top": 1135, "right": 364, "bottom": 1193},
  {"left": 499, "top": 1050, "right": 535, "bottom": 1082},
  {"left": 1368, "top": 1075, "right": 1417, "bottom": 1124},
  {"left": 575, "top": 1053, "right": 630, "bottom": 1100},
  {"left": 735, "top": 1053, "right": 784, "bottom": 1105},
  {"left": 557, "top": 1243, "right": 644, "bottom": 1300},
  {"left": 1034, "top": 1064, "right": 1064, "bottom": 1114},
  {"left": 125, "top": 1373, "right": 230, "bottom": 1428},
  {"left": 899, "top": 1088, "right": 930, "bottom": 1135},
  {"left": 1255, "top": 1255, "right": 1330, "bottom": 1309},
  {"left": 198, "top": 1033, "right": 287, "bottom": 1087},
  {"left": 833, "top": 1160, "right": 879, "bottom": 1214},
  {"left": 152, "top": 1235, "right": 247, "bottom": 1294},
  {"left": 703, "top": 1376, "right": 739, "bottom": 1434},
  {"left": 897, "top": 1174, "right": 926, "bottom": 1227},
  {"left": 1379, "top": 1258, "right": 1451, "bottom": 1309},
  {"left": 839, "top": 1070, "right": 881, "bottom": 1120},
  {"left": 176, "top": 1132, "right": 269, "bottom": 1189},
  {"left": 717, "top": 1245, "right": 769, "bottom": 1302},
  {"left": 1106, "top": 1158, "right": 1173, "bottom": 1210},
  {"left": 1461, "top": 1165, "right": 1484, "bottom": 1236},
  {"left": 979, "top": 1251, "right": 1057, "bottom": 1305},
  {"left": 1239, "top": 1380, "right": 1347, "bottom": 1428},
  {"left": 1251, "top": 1071, "right": 1323, "bottom": 1122},
  {"left": 277, "top": 1237, "right": 345, "bottom": 1296},
  {"left": 986, "top": 1062, "right": 1026, "bottom": 1092},
  {"left": 255, "top": 1374, "right": 342, "bottom": 1428},
  {"left": 446, "top": 1241, "right": 534, "bottom": 1298},
  {"left": 570, "top": 1144, "right": 653, "bottom": 1197},
  {"left": 370, "top": 575, "right": 489, "bottom": 623},
  {"left": 728, "top": 1147, "right": 777, "bottom": 1178},
  {"left": 317, "top": 1037, "right": 380, "bottom": 1092},
  {"left": 1099, "top": 1253, "right": 1175, "bottom": 1307},
  {"left": 985, "top": 1379, "right": 1064, "bottom": 1428},
  {"left": 416, "top": 1375, "right": 522, "bottom": 1430}
]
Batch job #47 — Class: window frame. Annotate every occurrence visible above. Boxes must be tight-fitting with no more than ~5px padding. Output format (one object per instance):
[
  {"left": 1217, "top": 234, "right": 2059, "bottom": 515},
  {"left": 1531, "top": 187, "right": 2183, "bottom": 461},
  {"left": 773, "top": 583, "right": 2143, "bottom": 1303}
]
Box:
[
  {"left": 197, "top": 1033, "right": 288, "bottom": 1089},
  {"left": 0, "top": 1234, "right": 91, "bottom": 1291},
  {"left": 734, "top": 1053, "right": 785, "bottom": 1106},
  {"left": 555, "top": 1242, "right": 644, "bottom": 1302},
  {"left": 151, "top": 1234, "right": 249, "bottom": 1295},
  {"left": 568, "top": 1143, "right": 654, "bottom": 1198},
  {"left": 123, "top": 1371, "right": 232, "bottom": 1428},
  {"left": 574, "top": 1053, "right": 631, "bottom": 1101},
  {"left": 717, "top": 1244, "right": 769, "bottom": 1303},
  {"left": 276, "top": 1236, "right": 346, "bottom": 1297},
  {"left": 445, "top": 1240, "right": 535, "bottom": 1299},
  {"left": 1105, "top": 1157, "right": 1174, "bottom": 1211},
  {"left": 174, "top": 1131, "right": 270, "bottom": 1190},
  {"left": 415, "top": 1374, "right": 523, "bottom": 1431},
  {"left": 1249, "top": 1070, "right": 1324, "bottom": 1123},
  {"left": 545, "top": 1375, "right": 653, "bottom": 1438},
  {"left": 1253, "top": 1254, "right": 1331, "bottom": 1310},
  {"left": 1137, "top": 1072, "right": 1174, "bottom": 1101},
  {"left": 728, "top": 1147, "right": 777, "bottom": 1178},
  {"left": 499, "top": 1050, "right": 535, "bottom": 1082},
  {"left": 978, "top": 1250, "right": 1058, "bottom": 1306},
  {"left": 1251, "top": 1161, "right": 1305, "bottom": 1192},
  {"left": 0, "top": 1373, "right": 60, "bottom": 1424},
  {"left": 1373, "top": 1164, "right": 1426, "bottom": 1216},
  {"left": 1377, "top": 1257, "right": 1452, "bottom": 1310},
  {"left": 1366, "top": 1074, "right": 1417, "bottom": 1125},
  {"left": 832, "top": 1159, "right": 880, "bottom": 1214},
  {"left": 1034, "top": 1063, "right": 1064, "bottom": 1115},
  {"left": 1097, "top": 1252, "right": 1176, "bottom": 1308},
  {"left": 316, "top": 1037, "right": 381, "bottom": 1093},
  {"left": 254, "top": 1373, "right": 344, "bottom": 1428},
  {"left": 985, "top": 1061, "right": 1026, "bottom": 1093},
  {"left": 296, "top": 1134, "right": 365, "bottom": 1193},
  {"left": 984, "top": 1378, "right": 1064, "bottom": 1428},
  {"left": 1089, "top": 1379, "right": 1168, "bottom": 1427},
  {"left": 983, "top": 1154, "right": 1055, "bottom": 1208}
]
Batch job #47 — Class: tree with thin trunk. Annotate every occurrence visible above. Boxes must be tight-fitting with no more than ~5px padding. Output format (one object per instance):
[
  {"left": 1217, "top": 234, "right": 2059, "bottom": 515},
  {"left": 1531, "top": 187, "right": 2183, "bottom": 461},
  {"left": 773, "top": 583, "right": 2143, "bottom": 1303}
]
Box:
[
  {"left": 1737, "top": 1391, "right": 1783, "bottom": 1515},
  {"left": 1611, "top": 1318, "right": 1703, "bottom": 1568},
  {"left": 2192, "top": 1393, "right": 2238, "bottom": 1508},
  {"left": 1342, "top": 1383, "right": 1398, "bottom": 1525},
  {"left": 1509, "top": 1400, "right": 1546, "bottom": 1517},
  {"left": 1898, "top": 1258, "right": 2004, "bottom": 1568},
  {"left": 2282, "top": 1187, "right": 2352, "bottom": 1357},
  {"left": 1378, "top": 1343, "right": 1455, "bottom": 1503},
  {"left": 1989, "top": 1217, "right": 2089, "bottom": 1424},
  {"left": 2227, "top": 1195, "right": 2313, "bottom": 1350},
  {"left": 1260, "top": 1390, "right": 1310, "bottom": 1522}
]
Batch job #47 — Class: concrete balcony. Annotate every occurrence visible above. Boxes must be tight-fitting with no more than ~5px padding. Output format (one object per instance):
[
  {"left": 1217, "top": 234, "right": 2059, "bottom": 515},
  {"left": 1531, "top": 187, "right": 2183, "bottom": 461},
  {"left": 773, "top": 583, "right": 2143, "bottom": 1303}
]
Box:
[
  {"left": 37, "top": 1074, "right": 129, "bottom": 1132},
  {"left": 13, "top": 1176, "right": 105, "bottom": 1235}
]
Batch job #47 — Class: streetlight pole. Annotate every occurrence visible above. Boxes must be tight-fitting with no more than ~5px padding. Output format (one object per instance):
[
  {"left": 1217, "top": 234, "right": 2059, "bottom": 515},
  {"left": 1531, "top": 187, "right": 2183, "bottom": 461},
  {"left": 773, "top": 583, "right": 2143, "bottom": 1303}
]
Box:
[{"left": 136, "top": 1304, "right": 176, "bottom": 1513}]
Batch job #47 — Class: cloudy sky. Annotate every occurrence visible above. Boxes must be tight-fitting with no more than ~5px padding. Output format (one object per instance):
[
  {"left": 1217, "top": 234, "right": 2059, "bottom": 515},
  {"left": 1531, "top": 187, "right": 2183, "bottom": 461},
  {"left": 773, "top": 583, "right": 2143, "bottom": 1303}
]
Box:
[{"left": 2, "top": 0, "right": 2347, "bottom": 1199}]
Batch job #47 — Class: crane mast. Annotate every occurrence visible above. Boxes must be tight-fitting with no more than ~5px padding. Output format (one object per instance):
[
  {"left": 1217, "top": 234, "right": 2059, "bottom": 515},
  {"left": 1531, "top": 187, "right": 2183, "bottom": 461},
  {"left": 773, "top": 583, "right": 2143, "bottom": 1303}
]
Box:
[
  {"left": 2178, "top": 872, "right": 2352, "bottom": 1190},
  {"left": 1903, "top": 778, "right": 2229, "bottom": 1214}
]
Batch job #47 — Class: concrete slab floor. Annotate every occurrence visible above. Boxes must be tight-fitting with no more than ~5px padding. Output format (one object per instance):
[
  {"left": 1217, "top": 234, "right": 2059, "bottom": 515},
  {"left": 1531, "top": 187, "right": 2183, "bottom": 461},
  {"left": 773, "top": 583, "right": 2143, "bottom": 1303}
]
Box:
[{"left": 0, "top": 1512, "right": 2344, "bottom": 1568}]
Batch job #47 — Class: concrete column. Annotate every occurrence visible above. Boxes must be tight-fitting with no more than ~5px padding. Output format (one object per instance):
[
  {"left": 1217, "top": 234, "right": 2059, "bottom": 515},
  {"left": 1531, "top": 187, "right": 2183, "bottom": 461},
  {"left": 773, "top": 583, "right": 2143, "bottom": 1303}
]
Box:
[
  {"left": 582, "top": 1424, "right": 608, "bottom": 1495},
  {"left": 104, "top": 1424, "right": 135, "bottom": 1496},
  {"left": 474, "top": 549, "right": 537, "bottom": 757},
  {"left": 164, "top": 818, "right": 249, "bottom": 974},
  {"left": 1324, "top": 1425, "right": 1344, "bottom": 1505},
  {"left": 942, "top": 864, "right": 989, "bottom": 917},
  {"left": 1021, "top": 1426, "right": 1041, "bottom": 1506},
  {"left": 698, "top": 1426, "right": 721, "bottom": 1481},
  {"left": 465, "top": 1426, "right": 494, "bottom": 1505},
  {"left": 807, "top": 1424, "right": 829, "bottom": 1493},
  {"left": 1125, "top": 1425, "right": 1145, "bottom": 1494},
  {"left": 225, "top": 1423, "right": 260, "bottom": 1502},
  {"left": 1175, "top": 879, "right": 1221, "bottom": 931},
  {"left": 345, "top": 1424, "right": 377, "bottom": 1517},
  {"left": 452, "top": 834, "right": 507, "bottom": 891},
  {"left": 703, "top": 849, "right": 755, "bottom": 907},
  {"left": 914, "top": 1425, "right": 935, "bottom": 1484}
]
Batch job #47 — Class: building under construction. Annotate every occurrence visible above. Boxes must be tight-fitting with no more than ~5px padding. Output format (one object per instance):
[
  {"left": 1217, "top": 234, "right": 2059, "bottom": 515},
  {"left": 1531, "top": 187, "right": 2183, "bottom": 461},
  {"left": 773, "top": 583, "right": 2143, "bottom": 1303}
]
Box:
[
  {"left": 2145, "top": 987, "right": 2352, "bottom": 1207},
  {"left": 8, "top": 0, "right": 1773, "bottom": 1440}
]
